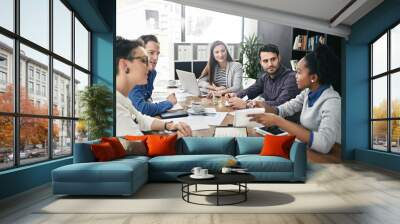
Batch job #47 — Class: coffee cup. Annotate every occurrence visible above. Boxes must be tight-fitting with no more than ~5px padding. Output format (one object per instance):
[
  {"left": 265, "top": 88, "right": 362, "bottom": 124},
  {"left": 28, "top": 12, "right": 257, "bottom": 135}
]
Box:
[
  {"left": 191, "top": 167, "right": 202, "bottom": 176},
  {"left": 221, "top": 167, "right": 232, "bottom": 174},
  {"left": 199, "top": 169, "right": 208, "bottom": 176},
  {"left": 191, "top": 102, "right": 204, "bottom": 113},
  {"left": 168, "top": 80, "right": 176, "bottom": 86}
]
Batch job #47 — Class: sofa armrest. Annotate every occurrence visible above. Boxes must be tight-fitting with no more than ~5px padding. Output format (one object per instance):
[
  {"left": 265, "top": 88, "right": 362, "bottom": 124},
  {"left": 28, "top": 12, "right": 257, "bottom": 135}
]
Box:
[
  {"left": 73, "top": 140, "right": 100, "bottom": 163},
  {"left": 289, "top": 141, "right": 307, "bottom": 181}
]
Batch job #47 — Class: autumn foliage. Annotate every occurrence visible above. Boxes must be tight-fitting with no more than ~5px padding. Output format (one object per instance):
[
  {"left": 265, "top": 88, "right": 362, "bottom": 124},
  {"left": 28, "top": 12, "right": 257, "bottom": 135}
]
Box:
[{"left": 0, "top": 84, "right": 59, "bottom": 151}]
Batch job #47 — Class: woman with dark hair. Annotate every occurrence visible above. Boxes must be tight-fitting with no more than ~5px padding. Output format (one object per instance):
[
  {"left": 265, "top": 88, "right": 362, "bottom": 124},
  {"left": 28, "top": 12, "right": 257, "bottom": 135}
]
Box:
[
  {"left": 115, "top": 36, "right": 192, "bottom": 137},
  {"left": 248, "top": 45, "right": 341, "bottom": 154},
  {"left": 198, "top": 40, "right": 243, "bottom": 96}
]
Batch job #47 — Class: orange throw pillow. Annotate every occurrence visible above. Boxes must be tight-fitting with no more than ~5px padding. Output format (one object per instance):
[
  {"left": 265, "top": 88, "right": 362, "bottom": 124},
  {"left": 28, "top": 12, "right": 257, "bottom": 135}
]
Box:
[
  {"left": 146, "top": 134, "right": 177, "bottom": 157},
  {"left": 124, "top": 135, "right": 148, "bottom": 141},
  {"left": 260, "top": 134, "right": 296, "bottom": 159},
  {"left": 101, "top": 137, "right": 126, "bottom": 158},
  {"left": 91, "top": 142, "right": 117, "bottom": 161}
]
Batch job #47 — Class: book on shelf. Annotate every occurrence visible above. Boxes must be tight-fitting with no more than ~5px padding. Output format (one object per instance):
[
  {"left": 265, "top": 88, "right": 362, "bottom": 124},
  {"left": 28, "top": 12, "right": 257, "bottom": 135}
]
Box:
[{"left": 293, "top": 35, "right": 308, "bottom": 51}]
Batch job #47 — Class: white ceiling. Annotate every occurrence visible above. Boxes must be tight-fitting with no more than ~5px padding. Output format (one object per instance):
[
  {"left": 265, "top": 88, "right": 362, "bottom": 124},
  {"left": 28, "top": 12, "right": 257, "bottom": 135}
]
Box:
[
  {"left": 224, "top": 0, "right": 353, "bottom": 24},
  {"left": 167, "top": 0, "right": 384, "bottom": 38}
]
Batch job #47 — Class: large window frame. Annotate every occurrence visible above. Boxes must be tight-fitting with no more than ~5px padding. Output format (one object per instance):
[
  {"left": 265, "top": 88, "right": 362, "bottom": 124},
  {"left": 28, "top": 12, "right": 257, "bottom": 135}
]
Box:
[
  {"left": 370, "top": 20, "right": 400, "bottom": 153},
  {"left": 0, "top": 0, "right": 91, "bottom": 171}
]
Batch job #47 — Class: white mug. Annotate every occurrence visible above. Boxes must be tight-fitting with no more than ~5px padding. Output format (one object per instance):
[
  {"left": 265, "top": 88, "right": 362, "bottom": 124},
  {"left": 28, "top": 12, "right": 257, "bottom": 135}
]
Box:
[
  {"left": 200, "top": 169, "right": 208, "bottom": 176},
  {"left": 221, "top": 167, "right": 232, "bottom": 174},
  {"left": 191, "top": 167, "right": 202, "bottom": 176},
  {"left": 191, "top": 102, "right": 204, "bottom": 113}
]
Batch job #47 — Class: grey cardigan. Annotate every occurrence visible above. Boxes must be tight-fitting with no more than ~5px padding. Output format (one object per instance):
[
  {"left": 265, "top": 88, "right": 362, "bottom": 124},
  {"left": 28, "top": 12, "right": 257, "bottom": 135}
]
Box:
[
  {"left": 277, "top": 86, "right": 341, "bottom": 154},
  {"left": 198, "top": 61, "right": 243, "bottom": 94}
]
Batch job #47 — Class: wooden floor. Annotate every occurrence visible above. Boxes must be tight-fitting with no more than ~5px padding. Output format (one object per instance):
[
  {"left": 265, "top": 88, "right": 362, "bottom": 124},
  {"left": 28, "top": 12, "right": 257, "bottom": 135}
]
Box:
[{"left": 1, "top": 161, "right": 400, "bottom": 224}]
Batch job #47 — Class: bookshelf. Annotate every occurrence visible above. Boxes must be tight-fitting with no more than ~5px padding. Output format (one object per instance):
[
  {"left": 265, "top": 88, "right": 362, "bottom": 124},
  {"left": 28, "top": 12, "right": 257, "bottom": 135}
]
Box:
[
  {"left": 173, "top": 43, "right": 241, "bottom": 79},
  {"left": 290, "top": 28, "right": 342, "bottom": 93}
]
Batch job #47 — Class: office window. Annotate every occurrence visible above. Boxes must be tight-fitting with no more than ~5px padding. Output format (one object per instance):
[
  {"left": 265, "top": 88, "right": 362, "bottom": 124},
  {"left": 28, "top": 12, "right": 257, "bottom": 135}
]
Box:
[
  {"left": 21, "top": 44, "right": 49, "bottom": 116},
  {"left": 0, "top": 34, "right": 13, "bottom": 113},
  {"left": 0, "top": 116, "right": 13, "bottom": 170},
  {"left": 53, "top": 59, "right": 72, "bottom": 117},
  {"left": 19, "top": 117, "right": 49, "bottom": 165},
  {"left": 53, "top": 119, "right": 72, "bottom": 158},
  {"left": 74, "top": 18, "right": 89, "bottom": 70},
  {"left": 20, "top": 0, "right": 49, "bottom": 49},
  {"left": 53, "top": 0, "right": 72, "bottom": 60},
  {"left": 370, "top": 21, "right": 400, "bottom": 153},
  {"left": 74, "top": 69, "right": 89, "bottom": 118},
  {"left": 0, "top": 0, "right": 14, "bottom": 32},
  {"left": 0, "top": 1, "right": 91, "bottom": 170}
]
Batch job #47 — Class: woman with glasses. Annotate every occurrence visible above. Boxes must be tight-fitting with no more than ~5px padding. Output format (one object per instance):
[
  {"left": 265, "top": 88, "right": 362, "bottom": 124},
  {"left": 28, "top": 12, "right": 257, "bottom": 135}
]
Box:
[
  {"left": 198, "top": 40, "right": 243, "bottom": 96},
  {"left": 248, "top": 45, "right": 341, "bottom": 154},
  {"left": 116, "top": 36, "right": 192, "bottom": 137}
]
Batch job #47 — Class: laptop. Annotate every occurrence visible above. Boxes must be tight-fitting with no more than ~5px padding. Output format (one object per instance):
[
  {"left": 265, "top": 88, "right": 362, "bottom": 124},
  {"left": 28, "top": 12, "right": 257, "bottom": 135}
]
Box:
[{"left": 176, "top": 69, "right": 201, "bottom": 96}]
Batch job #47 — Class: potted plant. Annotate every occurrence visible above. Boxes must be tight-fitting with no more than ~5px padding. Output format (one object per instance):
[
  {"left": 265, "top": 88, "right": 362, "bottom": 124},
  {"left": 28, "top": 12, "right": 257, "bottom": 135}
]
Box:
[
  {"left": 79, "top": 84, "right": 113, "bottom": 140},
  {"left": 239, "top": 33, "right": 263, "bottom": 80}
]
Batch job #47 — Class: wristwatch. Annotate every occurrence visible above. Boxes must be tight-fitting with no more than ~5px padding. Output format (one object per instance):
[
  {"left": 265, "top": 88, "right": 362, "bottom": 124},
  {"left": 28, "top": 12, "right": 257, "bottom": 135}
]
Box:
[{"left": 164, "top": 121, "right": 174, "bottom": 131}]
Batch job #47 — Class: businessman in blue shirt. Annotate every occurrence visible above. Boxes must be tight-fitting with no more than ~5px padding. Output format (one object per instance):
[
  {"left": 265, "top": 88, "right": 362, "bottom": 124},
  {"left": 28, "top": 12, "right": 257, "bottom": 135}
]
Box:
[{"left": 128, "top": 35, "right": 177, "bottom": 116}]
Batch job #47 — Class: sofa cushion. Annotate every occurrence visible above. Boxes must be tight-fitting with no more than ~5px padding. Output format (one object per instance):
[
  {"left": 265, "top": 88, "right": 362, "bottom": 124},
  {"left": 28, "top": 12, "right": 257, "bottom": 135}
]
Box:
[
  {"left": 148, "top": 154, "right": 235, "bottom": 172},
  {"left": 236, "top": 137, "right": 263, "bottom": 155},
  {"left": 178, "top": 137, "right": 235, "bottom": 155},
  {"left": 260, "top": 135, "right": 296, "bottom": 159},
  {"left": 91, "top": 142, "right": 118, "bottom": 161},
  {"left": 52, "top": 158, "right": 147, "bottom": 183},
  {"left": 118, "top": 138, "right": 147, "bottom": 156},
  {"left": 236, "top": 155, "right": 293, "bottom": 172},
  {"left": 73, "top": 139, "right": 101, "bottom": 163},
  {"left": 147, "top": 134, "right": 177, "bottom": 157},
  {"left": 101, "top": 137, "right": 127, "bottom": 158}
]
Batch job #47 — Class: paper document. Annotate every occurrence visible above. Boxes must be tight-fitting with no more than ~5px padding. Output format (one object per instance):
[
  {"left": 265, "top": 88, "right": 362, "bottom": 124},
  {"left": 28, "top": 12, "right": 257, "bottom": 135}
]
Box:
[
  {"left": 163, "top": 111, "right": 227, "bottom": 131},
  {"left": 233, "top": 108, "right": 265, "bottom": 127}
]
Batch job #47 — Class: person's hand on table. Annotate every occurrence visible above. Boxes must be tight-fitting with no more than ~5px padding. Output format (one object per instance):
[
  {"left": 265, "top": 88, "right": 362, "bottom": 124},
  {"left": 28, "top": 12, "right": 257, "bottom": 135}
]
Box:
[
  {"left": 225, "top": 93, "right": 237, "bottom": 99},
  {"left": 247, "top": 113, "right": 281, "bottom": 127},
  {"left": 166, "top": 93, "right": 177, "bottom": 105},
  {"left": 167, "top": 121, "right": 192, "bottom": 138},
  {"left": 228, "top": 97, "right": 247, "bottom": 109},
  {"left": 251, "top": 100, "right": 278, "bottom": 114}
]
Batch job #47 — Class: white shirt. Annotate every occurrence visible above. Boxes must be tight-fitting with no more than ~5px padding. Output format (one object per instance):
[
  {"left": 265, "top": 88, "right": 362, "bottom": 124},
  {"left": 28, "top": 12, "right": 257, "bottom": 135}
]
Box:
[{"left": 116, "top": 91, "right": 155, "bottom": 136}]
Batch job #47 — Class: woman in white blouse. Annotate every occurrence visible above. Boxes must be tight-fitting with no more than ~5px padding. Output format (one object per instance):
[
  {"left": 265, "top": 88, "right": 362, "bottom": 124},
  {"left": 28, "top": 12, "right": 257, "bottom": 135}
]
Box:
[
  {"left": 115, "top": 37, "right": 192, "bottom": 137},
  {"left": 198, "top": 40, "right": 243, "bottom": 96}
]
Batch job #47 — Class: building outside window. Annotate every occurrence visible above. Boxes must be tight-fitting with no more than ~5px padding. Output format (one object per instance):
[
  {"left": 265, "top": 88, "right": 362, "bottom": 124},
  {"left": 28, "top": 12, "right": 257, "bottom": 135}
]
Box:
[
  {"left": 0, "top": 0, "right": 91, "bottom": 170},
  {"left": 370, "top": 23, "right": 400, "bottom": 154}
]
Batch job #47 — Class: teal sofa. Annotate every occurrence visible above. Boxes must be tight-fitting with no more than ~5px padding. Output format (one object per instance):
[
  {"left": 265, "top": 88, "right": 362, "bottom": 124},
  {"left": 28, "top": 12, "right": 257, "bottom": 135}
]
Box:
[{"left": 52, "top": 137, "right": 307, "bottom": 196}]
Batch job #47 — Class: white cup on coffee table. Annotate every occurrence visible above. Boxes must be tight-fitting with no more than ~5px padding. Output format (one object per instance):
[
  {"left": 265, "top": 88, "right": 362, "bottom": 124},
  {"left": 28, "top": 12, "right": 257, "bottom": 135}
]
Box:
[
  {"left": 191, "top": 167, "right": 202, "bottom": 176},
  {"left": 200, "top": 169, "right": 208, "bottom": 176},
  {"left": 221, "top": 167, "right": 232, "bottom": 174}
]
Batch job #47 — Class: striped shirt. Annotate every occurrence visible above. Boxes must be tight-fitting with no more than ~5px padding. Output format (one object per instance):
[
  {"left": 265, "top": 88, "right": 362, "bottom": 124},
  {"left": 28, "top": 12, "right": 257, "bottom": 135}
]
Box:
[{"left": 214, "top": 67, "right": 228, "bottom": 87}]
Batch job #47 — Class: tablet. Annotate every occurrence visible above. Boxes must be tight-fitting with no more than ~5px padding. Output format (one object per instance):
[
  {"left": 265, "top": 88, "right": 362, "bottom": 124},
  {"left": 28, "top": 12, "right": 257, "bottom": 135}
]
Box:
[
  {"left": 160, "top": 110, "right": 189, "bottom": 119},
  {"left": 254, "top": 126, "right": 288, "bottom": 136}
]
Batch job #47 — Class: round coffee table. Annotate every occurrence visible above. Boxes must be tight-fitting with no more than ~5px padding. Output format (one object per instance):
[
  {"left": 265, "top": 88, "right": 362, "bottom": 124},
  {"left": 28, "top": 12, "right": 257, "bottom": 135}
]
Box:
[{"left": 177, "top": 173, "right": 255, "bottom": 206}]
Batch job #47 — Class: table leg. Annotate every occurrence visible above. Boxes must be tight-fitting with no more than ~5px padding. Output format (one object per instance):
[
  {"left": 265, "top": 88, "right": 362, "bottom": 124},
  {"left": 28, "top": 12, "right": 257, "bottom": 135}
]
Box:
[{"left": 217, "top": 184, "right": 219, "bottom": 206}]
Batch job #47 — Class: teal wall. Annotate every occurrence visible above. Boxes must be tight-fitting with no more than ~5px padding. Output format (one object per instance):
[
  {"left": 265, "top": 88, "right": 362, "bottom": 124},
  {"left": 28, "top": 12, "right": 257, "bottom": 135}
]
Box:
[
  {"left": 0, "top": 0, "right": 116, "bottom": 200},
  {"left": 344, "top": 0, "right": 400, "bottom": 171}
]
